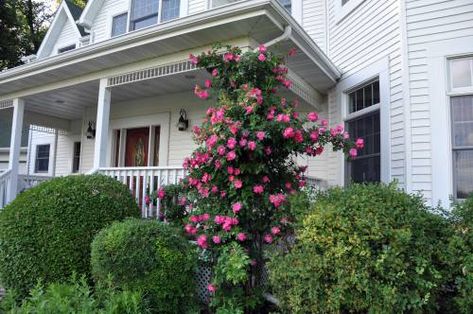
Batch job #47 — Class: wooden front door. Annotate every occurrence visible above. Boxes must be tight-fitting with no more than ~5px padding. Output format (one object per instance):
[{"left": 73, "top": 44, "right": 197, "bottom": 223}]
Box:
[{"left": 125, "top": 127, "right": 149, "bottom": 167}]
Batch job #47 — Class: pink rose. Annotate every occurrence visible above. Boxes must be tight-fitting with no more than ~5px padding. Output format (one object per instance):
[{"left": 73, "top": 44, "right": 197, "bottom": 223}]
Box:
[
  {"left": 307, "top": 112, "right": 318, "bottom": 122},
  {"left": 356, "top": 138, "right": 364, "bottom": 149},
  {"left": 258, "top": 53, "right": 266, "bottom": 62},
  {"left": 157, "top": 188, "right": 166, "bottom": 200},
  {"left": 256, "top": 131, "right": 266, "bottom": 141},
  {"left": 197, "top": 235, "right": 208, "bottom": 249},
  {"left": 271, "top": 226, "right": 281, "bottom": 235},
  {"left": 227, "top": 166, "right": 234, "bottom": 175},
  {"left": 217, "top": 145, "right": 226, "bottom": 156},
  {"left": 212, "top": 235, "right": 221, "bottom": 244},
  {"left": 207, "top": 284, "right": 216, "bottom": 293},
  {"left": 212, "top": 68, "right": 218, "bottom": 77},
  {"left": 248, "top": 141, "right": 257, "bottom": 151},
  {"left": 253, "top": 185, "right": 264, "bottom": 194},
  {"left": 349, "top": 148, "right": 358, "bottom": 158},
  {"left": 232, "top": 202, "right": 242, "bottom": 214},
  {"left": 189, "top": 53, "right": 199, "bottom": 65},
  {"left": 234, "top": 179, "right": 243, "bottom": 189},
  {"left": 264, "top": 234, "right": 273, "bottom": 244},
  {"left": 262, "top": 176, "right": 270, "bottom": 183},
  {"left": 239, "top": 138, "right": 248, "bottom": 148},
  {"left": 226, "top": 150, "right": 236, "bottom": 161},
  {"left": 310, "top": 131, "right": 319, "bottom": 142},
  {"left": 288, "top": 47, "right": 297, "bottom": 56},
  {"left": 227, "top": 137, "right": 237, "bottom": 149},
  {"left": 234, "top": 168, "right": 241, "bottom": 175},
  {"left": 236, "top": 233, "right": 247, "bottom": 242},
  {"left": 283, "top": 127, "right": 295, "bottom": 139},
  {"left": 258, "top": 44, "right": 267, "bottom": 53}
]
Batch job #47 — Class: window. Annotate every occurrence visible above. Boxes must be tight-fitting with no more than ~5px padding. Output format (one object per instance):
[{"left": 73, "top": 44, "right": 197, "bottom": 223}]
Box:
[
  {"left": 450, "top": 56, "right": 473, "bottom": 90},
  {"left": 112, "top": 13, "right": 128, "bottom": 37},
  {"left": 130, "top": 0, "right": 179, "bottom": 30},
  {"left": 161, "top": 0, "right": 180, "bottom": 22},
  {"left": 346, "top": 80, "right": 381, "bottom": 183},
  {"left": 57, "top": 44, "right": 76, "bottom": 54},
  {"left": 449, "top": 57, "right": 473, "bottom": 199},
  {"left": 342, "top": 0, "right": 350, "bottom": 5},
  {"left": 35, "top": 144, "right": 50, "bottom": 173},
  {"left": 278, "top": 0, "right": 291, "bottom": 12},
  {"left": 72, "top": 142, "right": 81, "bottom": 173}
]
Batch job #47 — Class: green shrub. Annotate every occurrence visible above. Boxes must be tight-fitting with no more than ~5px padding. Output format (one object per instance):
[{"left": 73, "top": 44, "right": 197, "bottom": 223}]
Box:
[
  {"left": 268, "top": 183, "right": 450, "bottom": 314},
  {"left": 1, "top": 275, "right": 144, "bottom": 314},
  {"left": 0, "top": 174, "right": 140, "bottom": 296},
  {"left": 91, "top": 218, "right": 198, "bottom": 313},
  {"left": 447, "top": 196, "right": 473, "bottom": 313}
]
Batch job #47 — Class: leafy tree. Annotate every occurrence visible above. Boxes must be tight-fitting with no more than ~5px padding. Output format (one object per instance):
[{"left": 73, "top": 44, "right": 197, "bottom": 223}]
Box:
[{"left": 0, "top": 0, "right": 22, "bottom": 69}]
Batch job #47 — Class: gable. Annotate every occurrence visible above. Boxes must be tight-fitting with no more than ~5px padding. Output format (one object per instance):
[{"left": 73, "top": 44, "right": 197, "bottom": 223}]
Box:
[
  {"left": 36, "top": 1, "right": 84, "bottom": 58},
  {"left": 91, "top": 0, "right": 130, "bottom": 43}
]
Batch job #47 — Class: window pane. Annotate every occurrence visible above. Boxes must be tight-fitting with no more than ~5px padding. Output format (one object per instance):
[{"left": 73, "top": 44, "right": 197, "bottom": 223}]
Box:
[
  {"left": 112, "top": 13, "right": 128, "bottom": 37},
  {"left": 452, "top": 96, "right": 473, "bottom": 148},
  {"left": 348, "top": 80, "right": 380, "bottom": 113},
  {"left": 35, "top": 144, "right": 50, "bottom": 173},
  {"left": 450, "top": 57, "right": 472, "bottom": 89},
  {"left": 131, "top": 0, "right": 158, "bottom": 30},
  {"left": 161, "top": 0, "right": 180, "bottom": 22},
  {"left": 347, "top": 111, "right": 381, "bottom": 183},
  {"left": 455, "top": 150, "right": 473, "bottom": 199}
]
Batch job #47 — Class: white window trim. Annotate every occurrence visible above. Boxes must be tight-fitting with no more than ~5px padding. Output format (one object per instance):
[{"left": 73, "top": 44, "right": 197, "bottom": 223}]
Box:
[
  {"left": 335, "top": 0, "right": 365, "bottom": 24},
  {"left": 427, "top": 37, "right": 473, "bottom": 206},
  {"left": 108, "top": 112, "right": 170, "bottom": 167},
  {"left": 448, "top": 56, "right": 473, "bottom": 95},
  {"left": 336, "top": 57, "right": 391, "bottom": 185},
  {"left": 32, "top": 142, "right": 53, "bottom": 176},
  {"left": 128, "top": 0, "right": 182, "bottom": 32},
  {"left": 109, "top": 11, "right": 129, "bottom": 39}
]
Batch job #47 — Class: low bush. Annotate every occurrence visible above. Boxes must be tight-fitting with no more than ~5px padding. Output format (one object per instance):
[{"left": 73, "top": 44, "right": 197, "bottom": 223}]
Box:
[
  {"left": 91, "top": 218, "right": 198, "bottom": 313},
  {"left": 1, "top": 275, "right": 144, "bottom": 314},
  {"left": 268, "top": 183, "right": 451, "bottom": 314},
  {"left": 446, "top": 196, "right": 473, "bottom": 313},
  {"left": 0, "top": 174, "right": 140, "bottom": 296}
]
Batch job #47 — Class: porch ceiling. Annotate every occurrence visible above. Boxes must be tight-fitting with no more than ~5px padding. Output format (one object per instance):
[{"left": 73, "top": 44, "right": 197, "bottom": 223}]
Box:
[{"left": 0, "top": 0, "right": 340, "bottom": 103}]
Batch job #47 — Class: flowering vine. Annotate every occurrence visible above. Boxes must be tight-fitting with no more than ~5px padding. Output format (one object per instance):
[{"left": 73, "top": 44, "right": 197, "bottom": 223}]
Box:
[{"left": 161, "top": 43, "right": 362, "bottom": 312}]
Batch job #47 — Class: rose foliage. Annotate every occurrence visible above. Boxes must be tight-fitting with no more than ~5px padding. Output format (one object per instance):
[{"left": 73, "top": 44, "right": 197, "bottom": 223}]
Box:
[{"left": 160, "top": 44, "right": 362, "bottom": 312}]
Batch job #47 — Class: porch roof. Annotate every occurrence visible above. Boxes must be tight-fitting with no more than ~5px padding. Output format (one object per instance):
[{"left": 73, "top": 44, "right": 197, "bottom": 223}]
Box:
[{"left": 0, "top": 0, "right": 340, "bottom": 102}]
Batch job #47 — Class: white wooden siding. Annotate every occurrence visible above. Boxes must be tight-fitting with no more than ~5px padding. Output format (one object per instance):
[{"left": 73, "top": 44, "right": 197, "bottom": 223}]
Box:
[
  {"left": 91, "top": 0, "right": 130, "bottom": 43},
  {"left": 50, "top": 19, "right": 80, "bottom": 56},
  {"left": 301, "top": 0, "right": 327, "bottom": 52},
  {"left": 323, "top": 0, "right": 405, "bottom": 188},
  {"left": 405, "top": 0, "right": 473, "bottom": 203},
  {"left": 188, "top": 0, "right": 207, "bottom": 15}
]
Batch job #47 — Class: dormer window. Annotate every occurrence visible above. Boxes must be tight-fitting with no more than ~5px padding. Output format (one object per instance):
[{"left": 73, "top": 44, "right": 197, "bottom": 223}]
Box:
[
  {"left": 57, "top": 44, "right": 76, "bottom": 54},
  {"left": 130, "top": 0, "right": 180, "bottom": 31}
]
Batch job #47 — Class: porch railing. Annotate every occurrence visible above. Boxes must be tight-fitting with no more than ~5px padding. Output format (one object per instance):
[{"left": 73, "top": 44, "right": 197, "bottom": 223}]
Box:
[
  {"left": 97, "top": 166, "right": 186, "bottom": 218},
  {"left": 18, "top": 174, "right": 53, "bottom": 192},
  {"left": 0, "top": 169, "right": 11, "bottom": 209}
]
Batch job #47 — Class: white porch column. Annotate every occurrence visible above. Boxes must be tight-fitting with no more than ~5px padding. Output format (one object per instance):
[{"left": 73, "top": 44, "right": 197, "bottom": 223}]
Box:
[
  {"left": 7, "top": 98, "right": 25, "bottom": 203},
  {"left": 93, "top": 78, "right": 111, "bottom": 169}
]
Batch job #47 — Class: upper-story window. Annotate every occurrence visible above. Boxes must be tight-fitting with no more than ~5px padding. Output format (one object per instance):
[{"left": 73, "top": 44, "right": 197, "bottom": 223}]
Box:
[
  {"left": 130, "top": 0, "right": 180, "bottom": 31},
  {"left": 58, "top": 44, "right": 76, "bottom": 54},
  {"left": 449, "top": 56, "right": 473, "bottom": 199},
  {"left": 112, "top": 13, "right": 128, "bottom": 37}
]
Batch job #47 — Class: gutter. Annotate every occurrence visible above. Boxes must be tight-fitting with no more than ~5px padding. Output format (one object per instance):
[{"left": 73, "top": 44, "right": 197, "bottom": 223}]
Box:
[{"left": 258, "top": 25, "right": 292, "bottom": 50}]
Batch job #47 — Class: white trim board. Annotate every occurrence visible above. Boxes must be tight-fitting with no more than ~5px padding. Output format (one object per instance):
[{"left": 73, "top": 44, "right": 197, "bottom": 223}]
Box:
[
  {"left": 335, "top": 57, "right": 391, "bottom": 185},
  {"left": 427, "top": 36, "right": 473, "bottom": 207}
]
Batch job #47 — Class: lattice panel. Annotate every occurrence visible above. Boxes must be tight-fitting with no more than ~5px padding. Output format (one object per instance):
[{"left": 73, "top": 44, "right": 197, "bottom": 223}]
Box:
[
  {"left": 196, "top": 263, "right": 212, "bottom": 304},
  {"left": 0, "top": 100, "right": 13, "bottom": 110},
  {"left": 107, "top": 60, "right": 197, "bottom": 87}
]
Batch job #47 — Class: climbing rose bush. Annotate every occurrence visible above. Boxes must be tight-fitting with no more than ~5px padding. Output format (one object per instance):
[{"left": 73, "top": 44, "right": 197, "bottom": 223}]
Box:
[{"left": 162, "top": 44, "right": 361, "bottom": 312}]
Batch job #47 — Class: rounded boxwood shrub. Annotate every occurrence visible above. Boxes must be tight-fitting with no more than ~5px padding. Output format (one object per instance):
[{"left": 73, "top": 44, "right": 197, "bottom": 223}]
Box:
[
  {"left": 0, "top": 174, "right": 140, "bottom": 296},
  {"left": 91, "top": 218, "right": 197, "bottom": 313},
  {"left": 268, "top": 183, "right": 450, "bottom": 314}
]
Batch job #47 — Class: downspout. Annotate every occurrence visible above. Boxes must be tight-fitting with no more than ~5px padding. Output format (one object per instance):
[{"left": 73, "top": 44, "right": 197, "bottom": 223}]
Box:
[{"left": 255, "top": 25, "right": 292, "bottom": 51}]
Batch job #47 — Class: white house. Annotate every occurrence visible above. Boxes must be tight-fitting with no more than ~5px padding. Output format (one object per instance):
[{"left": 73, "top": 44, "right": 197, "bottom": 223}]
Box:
[{"left": 0, "top": 0, "right": 472, "bottom": 212}]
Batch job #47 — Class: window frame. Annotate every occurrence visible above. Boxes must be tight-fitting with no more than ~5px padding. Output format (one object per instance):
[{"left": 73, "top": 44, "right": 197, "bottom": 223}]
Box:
[
  {"left": 335, "top": 0, "right": 366, "bottom": 23},
  {"left": 34, "top": 144, "right": 51, "bottom": 174},
  {"left": 448, "top": 56, "right": 473, "bottom": 200},
  {"left": 345, "top": 79, "right": 382, "bottom": 184},
  {"left": 111, "top": 12, "right": 129, "bottom": 38}
]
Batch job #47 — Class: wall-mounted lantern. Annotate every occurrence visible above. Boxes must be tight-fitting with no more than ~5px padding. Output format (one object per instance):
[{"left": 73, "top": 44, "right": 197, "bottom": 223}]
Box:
[
  {"left": 86, "top": 121, "right": 96, "bottom": 139},
  {"left": 177, "top": 109, "right": 189, "bottom": 131}
]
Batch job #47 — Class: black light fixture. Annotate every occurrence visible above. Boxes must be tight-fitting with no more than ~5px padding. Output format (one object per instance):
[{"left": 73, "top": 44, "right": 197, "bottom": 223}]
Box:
[
  {"left": 86, "top": 121, "right": 96, "bottom": 139},
  {"left": 177, "top": 109, "right": 189, "bottom": 131}
]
